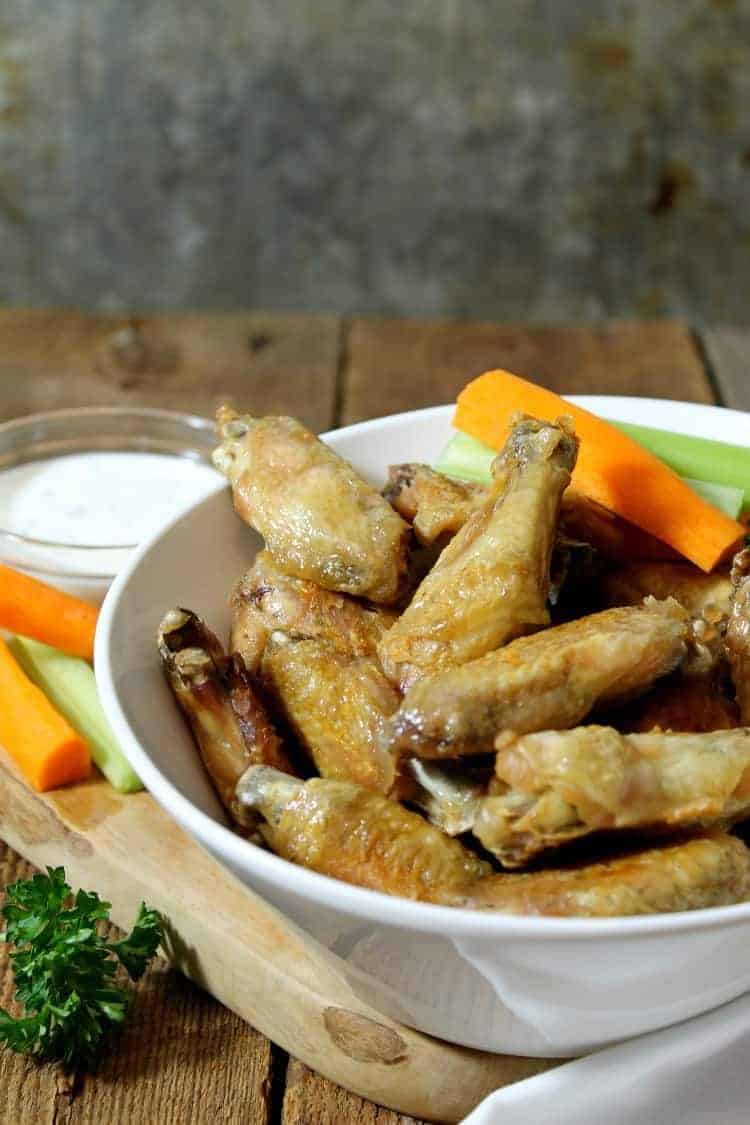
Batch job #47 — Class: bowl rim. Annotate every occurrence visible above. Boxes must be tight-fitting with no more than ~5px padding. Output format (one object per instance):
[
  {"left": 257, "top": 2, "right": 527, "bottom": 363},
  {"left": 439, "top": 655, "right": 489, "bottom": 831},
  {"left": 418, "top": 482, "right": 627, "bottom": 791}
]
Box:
[
  {"left": 95, "top": 396, "right": 750, "bottom": 941},
  {"left": 0, "top": 405, "right": 215, "bottom": 555}
]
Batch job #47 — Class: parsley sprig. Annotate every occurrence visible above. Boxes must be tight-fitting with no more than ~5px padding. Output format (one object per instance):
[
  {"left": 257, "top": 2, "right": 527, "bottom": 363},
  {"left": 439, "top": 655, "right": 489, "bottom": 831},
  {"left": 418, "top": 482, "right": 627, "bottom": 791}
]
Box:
[{"left": 0, "top": 867, "right": 161, "bottom": 1067}]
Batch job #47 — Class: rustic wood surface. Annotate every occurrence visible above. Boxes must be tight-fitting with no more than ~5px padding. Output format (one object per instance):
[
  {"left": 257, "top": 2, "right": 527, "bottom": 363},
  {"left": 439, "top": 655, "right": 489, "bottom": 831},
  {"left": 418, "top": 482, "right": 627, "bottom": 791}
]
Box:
[
  {"left": 702, "top": 327, "right": 750, "bottom": 412},
  {"left": 0, "top": 310, "right": 737, "bottom": 1124}
]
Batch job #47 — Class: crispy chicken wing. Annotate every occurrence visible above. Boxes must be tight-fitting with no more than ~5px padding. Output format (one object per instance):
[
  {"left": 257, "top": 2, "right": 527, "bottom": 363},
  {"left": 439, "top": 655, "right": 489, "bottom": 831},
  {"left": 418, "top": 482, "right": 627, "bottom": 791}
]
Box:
[
  {"left": 475, "top": 726, "right": 750, "bottom": 866},
  {"left": 379, "top": 416, "right": 579, "bottom": 689},
  {"left": 213, "top": 408, "right": 409, "bottom": 604},
  {"left": 237, "top": 766, "right": 490, "bottom": 899},
  {"left": 388, "top": 598, "right": 689, "bottom": 759},
  {"left": 262, "top": 637, "right": 400, "bottom": 793},
  {"left": 158, "top": 608, "right": 292, "bottom": 827},
  {"left": 383, "top": 462, "right": 595, "bottom": 609},
  {"left": 383, "top": 464, "right": 487, "bottom": 545},
  {"left": 230, "top": 549, "right": 396, "bottom": 671},
  {"left": 598, "top": 561, "right": 732, "bottom": 621},
  {"left": 727, "top": 549, "right": 750, "bottom": 723},
  {"left": 437, "top": 833, "right": 750, "bottom": 916}
]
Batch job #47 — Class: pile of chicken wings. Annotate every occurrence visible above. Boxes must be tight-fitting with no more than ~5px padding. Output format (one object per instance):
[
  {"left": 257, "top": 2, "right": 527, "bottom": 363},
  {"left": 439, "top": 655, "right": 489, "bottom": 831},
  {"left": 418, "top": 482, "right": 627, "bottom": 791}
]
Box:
[{"left": 158, "top": 406, "right": 750, "bottom": 917}]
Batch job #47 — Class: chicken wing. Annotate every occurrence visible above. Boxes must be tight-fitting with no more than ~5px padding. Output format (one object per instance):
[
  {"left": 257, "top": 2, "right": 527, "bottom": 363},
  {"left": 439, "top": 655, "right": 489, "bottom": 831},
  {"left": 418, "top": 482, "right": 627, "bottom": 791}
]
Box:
[
  {"left": 384, "top": 462, "right": 596, "bottom": 611},
  {"left": 379, "top": 415, "right": 579, "bottom": 689},
  {"left": 383, "top": 463, "right": 487, "bottom": 545},
  {"left": 230, "top": 549, "right": 396, "bottom": 671},
  {"left": 437, "top": 833, "right": 750, "bottom": 916},
  {"left": 158, "top": 608, "right": 292, "bottom": 827},
  {"left": 213, "top": 408, "right": 409, "bottom": 604},
  {"left": 261, "top": 637, "right": 400, "bottom": 793},
  {"left": 388, "top": 598, "right": 689, "bottom": 759},
  {"left": 237, "top": 766, "right": 490, "bottom": 899},
  {"left": 475, "top": 726, "right": 750, "bottom": 866},
  {"left": 727, "top": 549, "right": 750, "bottom": 723},
  {"left": 598, "top": 561, "right": 732, "bottom": 622}
]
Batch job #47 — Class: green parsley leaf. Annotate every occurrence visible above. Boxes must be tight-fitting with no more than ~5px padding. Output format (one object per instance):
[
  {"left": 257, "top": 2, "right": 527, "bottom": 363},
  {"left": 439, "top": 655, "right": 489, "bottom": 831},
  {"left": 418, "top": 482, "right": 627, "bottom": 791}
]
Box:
[{"left": 0, "top": 867, "right": 162, "bottom": 1068}]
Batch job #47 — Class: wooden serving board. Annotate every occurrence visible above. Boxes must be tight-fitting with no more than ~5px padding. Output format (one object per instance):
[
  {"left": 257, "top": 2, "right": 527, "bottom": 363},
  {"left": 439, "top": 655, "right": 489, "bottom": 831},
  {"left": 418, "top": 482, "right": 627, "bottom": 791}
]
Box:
[{"left": 0, "top": 748, "right": 558, "bottom": 1124}]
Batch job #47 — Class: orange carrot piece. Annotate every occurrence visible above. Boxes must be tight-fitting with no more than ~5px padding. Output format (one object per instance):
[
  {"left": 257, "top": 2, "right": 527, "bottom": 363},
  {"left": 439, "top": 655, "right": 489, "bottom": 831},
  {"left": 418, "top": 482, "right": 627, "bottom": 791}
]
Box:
[
  {"left": 0, "top": 564, "right": 98, "bottom": 661},
  {"left": 454, "top": 370, "right": 745, "bottom": 572},
  {"left": 0, "top": 637, "right": 91, "bottom": 791}
]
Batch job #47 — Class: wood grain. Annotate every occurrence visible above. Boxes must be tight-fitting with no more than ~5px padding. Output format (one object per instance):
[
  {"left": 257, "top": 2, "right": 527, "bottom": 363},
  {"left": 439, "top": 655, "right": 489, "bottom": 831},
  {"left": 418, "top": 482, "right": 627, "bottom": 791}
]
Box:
[
  {"left": 342, "top": 318, "right": 713, "bottom": 423},
  {"left": 701, "top": 327, "right": 750, "bottom": 411},
  {"left": 281, "top": 1058, "right": 420, "bottom": 1125},
  {"left": 0, "top": 309, "right": 341, "bottom": 432}
]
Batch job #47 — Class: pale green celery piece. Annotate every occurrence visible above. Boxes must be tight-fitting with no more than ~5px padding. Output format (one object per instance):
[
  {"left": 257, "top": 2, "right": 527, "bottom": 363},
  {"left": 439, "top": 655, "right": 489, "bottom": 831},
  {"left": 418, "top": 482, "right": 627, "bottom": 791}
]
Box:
[
  {"left": 681, "top": 478, "right": 744, "bottom": 519},
  {"left": 608, "top": 420, "right": 750, "bottom": 510},
  {"left": 434, "top": 431, "right": 494, "bottom": 483},
  {"left": 435, "top": 432, "right": 744, "bottom": 519},
  {"left": 8, "top": 635, "right": 142, "bottom": 793}
]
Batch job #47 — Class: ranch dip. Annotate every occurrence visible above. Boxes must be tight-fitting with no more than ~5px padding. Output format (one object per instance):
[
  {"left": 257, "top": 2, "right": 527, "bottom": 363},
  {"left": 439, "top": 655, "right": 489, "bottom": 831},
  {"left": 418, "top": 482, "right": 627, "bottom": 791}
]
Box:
[
  {"left": 0, "top": 452, "right": 221, "bottom": 601},
  {"left": 0, "top": 452, "right": 220, "bottom": 545}
]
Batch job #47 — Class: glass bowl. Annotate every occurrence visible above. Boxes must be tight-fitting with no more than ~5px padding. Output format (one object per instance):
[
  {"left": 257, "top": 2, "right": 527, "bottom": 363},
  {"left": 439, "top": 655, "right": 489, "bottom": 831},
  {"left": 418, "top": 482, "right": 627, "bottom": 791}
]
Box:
[{"left": 0, "top": 407, "right": 222, "bottom": 603}]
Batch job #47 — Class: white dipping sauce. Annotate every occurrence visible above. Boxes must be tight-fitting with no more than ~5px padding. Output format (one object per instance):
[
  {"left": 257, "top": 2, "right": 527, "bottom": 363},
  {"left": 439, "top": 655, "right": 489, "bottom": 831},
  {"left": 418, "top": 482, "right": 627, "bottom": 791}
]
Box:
[{"left": 0, "top": 452, "right": 221, "bottom": 546}]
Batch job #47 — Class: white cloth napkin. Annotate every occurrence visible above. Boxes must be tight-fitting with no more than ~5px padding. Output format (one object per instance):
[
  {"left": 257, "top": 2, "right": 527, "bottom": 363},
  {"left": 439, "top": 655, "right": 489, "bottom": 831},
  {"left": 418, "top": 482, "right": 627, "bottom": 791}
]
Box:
[{"left": 462, "top": 991, "right": 750, "bottom": 1125}]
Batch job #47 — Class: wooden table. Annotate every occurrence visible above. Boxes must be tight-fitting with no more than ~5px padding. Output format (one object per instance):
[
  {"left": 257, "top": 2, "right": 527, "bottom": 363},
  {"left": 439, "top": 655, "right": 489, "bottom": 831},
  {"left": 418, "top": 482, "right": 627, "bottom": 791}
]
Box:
[{"left": 0, "top": 311, "right": 747, "bottom": 1124}]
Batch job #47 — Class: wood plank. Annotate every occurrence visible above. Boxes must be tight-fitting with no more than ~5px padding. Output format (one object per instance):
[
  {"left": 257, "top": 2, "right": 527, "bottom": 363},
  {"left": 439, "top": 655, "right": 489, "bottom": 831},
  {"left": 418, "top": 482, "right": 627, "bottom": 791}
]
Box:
[
  {"left": 701, "top": 327, "right": 750, "bottom": 411},
  {"left": 0, "top": 309, "right": 341, "bottom": 432},
  {"left": 342, "top": 318, "right": 714, "bottom": 423},
  {"left": 281, "top": 1058, "right": 421, "bottom": 1125}
]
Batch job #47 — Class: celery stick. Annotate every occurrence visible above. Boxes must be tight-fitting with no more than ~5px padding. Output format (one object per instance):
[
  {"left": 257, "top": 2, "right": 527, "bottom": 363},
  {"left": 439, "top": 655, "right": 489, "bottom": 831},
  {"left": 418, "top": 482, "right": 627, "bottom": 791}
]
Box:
[
  {"left": 8, "top": 635, "right": 142, "bottom": 793},
  {"left": 608, "top": 420, "right": 750, "bottom": 510},
  {"left": 682, "top": 478, "right": 744, "bottom": 519},
  {"left": 435, "top": 431, "right": 494, "bottom": 483},
  {"left": 435, "top": 433, "right": 745, "bottom": 519}
]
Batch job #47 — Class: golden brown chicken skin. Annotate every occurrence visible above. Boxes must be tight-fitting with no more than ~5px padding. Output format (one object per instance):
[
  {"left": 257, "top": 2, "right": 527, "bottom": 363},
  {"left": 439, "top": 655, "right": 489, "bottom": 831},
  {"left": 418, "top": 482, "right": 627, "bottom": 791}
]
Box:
[
  {"left": 388, "top": 598, "right": 689, "bottom": 760},
  {"left": 379, "top": 416, "right": 579, "bottom": 690},
  {"left": 237, "top": 767, "right": 490, "bottom": 899},
  {"left": 230, "top": 549, "right": 396, "bottom": 672},
  {"left": 384, "top": 463, "right": 596, "bottom": 611},
  {"left": 262, "top": 637, "right": 400, "bottom": 794},
  {"left": 438, "top": 833, "right": 750, "bottom": 916},
  {"left": 158, "top": 608, "right": 292, "bottom": 827},
  {"left": 597, "top": 561, "right": 732, "bottom": 622},
  {"left": 383, "top": 464, "right": 488, "bottom": 545},
  {"left": 475, "top": 726, "right": 750, "bottom": 867},
  {"left": 213, "top": 408, "right": 410, "bottom": 604},
  {"left": 727, "top": 549, "right": 750, "bottom": 723}
]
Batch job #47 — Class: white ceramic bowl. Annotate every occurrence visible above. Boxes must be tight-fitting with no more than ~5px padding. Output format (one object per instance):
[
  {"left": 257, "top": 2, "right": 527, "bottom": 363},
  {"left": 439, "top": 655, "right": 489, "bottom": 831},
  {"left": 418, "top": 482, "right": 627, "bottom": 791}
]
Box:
[{"left": 96, "top": 397, "right": 750, "bottom": 1058}]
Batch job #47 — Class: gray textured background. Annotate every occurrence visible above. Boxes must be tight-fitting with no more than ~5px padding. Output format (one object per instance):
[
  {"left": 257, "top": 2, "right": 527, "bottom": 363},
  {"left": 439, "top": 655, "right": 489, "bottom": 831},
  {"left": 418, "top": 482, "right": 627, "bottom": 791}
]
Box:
[{"left": 1, "top": 0, "right": 749, "bottom": 321}]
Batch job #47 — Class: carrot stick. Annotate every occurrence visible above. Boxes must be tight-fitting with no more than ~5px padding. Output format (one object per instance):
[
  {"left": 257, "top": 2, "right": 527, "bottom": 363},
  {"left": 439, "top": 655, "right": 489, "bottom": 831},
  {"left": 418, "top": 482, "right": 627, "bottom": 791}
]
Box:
[
  {"left": 0, "top": 637, "right": 91, "bottom": 791},
  {"left": 454, "top": 370, "right": 745, "bottom": 572},
  {"left": 0, "top": 564, "right": 98, "bottom": 661}
]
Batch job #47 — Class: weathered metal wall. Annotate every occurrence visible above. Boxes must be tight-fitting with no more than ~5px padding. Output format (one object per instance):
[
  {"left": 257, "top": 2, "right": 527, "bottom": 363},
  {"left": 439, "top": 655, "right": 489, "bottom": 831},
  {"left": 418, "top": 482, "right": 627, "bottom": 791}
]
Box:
[{"left": 1, "top": 1, "right": 748, "bottom": 321}]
